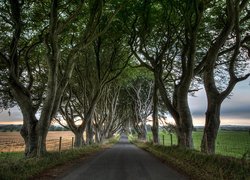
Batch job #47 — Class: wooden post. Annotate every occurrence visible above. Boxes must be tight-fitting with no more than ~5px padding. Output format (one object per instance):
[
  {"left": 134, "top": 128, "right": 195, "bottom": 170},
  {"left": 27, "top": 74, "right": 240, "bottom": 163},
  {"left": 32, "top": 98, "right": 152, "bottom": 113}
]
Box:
[
  {"left": 72, "top": 137, "right": 74, "bottom": 149},
  {"left": 59, "top": 137, "right": 62, "bottom": 153},
  {"left": 162, "top": 135, "right": 165, "bottom": 146},
  {"left": 170, "top": 134, "right": 173, "bottom": 146}
]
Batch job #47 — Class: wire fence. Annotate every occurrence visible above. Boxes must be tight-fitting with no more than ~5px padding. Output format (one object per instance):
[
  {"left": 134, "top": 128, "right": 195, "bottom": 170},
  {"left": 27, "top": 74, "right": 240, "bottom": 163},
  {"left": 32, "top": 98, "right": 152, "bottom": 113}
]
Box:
[
  {"left": 147, "top": 132, "right": 250, "bottom": 159},
  {"left": 0, "top": 137, "right": 75, "bottom": 153}
]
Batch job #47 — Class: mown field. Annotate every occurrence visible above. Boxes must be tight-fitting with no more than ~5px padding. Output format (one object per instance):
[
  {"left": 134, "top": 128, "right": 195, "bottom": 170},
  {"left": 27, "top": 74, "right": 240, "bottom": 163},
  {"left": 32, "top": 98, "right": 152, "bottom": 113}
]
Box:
[
  {"left": 0, "top": 131, "right": 75, "bottom": 152},
  {"left": 147, "top": 130, "right": 250, "bottom": 158}
]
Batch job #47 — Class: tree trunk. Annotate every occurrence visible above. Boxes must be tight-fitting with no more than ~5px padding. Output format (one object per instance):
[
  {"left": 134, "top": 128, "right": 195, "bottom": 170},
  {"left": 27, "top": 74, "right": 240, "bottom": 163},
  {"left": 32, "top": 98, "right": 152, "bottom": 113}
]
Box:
[
  {"left": 86, "top": 120, "right": 94, "bottom": 144},
  {"left": 200, "top": 0, "right": 237, "bottom": 154},
  {"left": 201, "top": 99, "right": 221, "bottom": 154},
  {"left": 10, "top": 85, "right": 39, "bottom": 157},
  {"left": 20, "top": 123, "right": 29, "bottom": 155},
  {"left": 138, "top": 132, "right": 146, "bottom": 140},
  {"left": 95, "top": 129, "right": 101, "bottom": 143},
  {"left": 176, "top": 87, "right": 194, "bottom": 148},
  {"left": 74, "top": 131, "right": 84, "bottom": 147},
  {"left": 176, "top": 125, "right": 193, "bottom": 149},
  {"left": 138, "top": 123, "right": 147, "bottom": 141},
  {"left": 152, "top": 76, "right": 159, "bottom": 144},
  {"left": 21, "top": 115, "right": 38, "bottom": 157}
]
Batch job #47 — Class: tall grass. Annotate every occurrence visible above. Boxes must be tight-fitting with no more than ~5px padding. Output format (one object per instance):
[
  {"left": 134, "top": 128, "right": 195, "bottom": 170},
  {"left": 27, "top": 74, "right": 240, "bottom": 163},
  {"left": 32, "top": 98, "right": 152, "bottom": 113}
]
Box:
[
  {"left": 0, "top": 145, "right": 102, "bottom": 180},
  {"left": 132, "top": 141, "right": 250, "bottom": 180}
]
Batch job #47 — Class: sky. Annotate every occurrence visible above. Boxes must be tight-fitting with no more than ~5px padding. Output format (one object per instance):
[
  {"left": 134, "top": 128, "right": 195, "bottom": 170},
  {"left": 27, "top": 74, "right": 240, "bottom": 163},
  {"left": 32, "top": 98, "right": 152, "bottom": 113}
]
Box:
[
  {"left": 0, "top": 78, "right": 249, "bottom": 126},
  {"left": 188, "top": 79, "right": 250, "bottom": 126}
]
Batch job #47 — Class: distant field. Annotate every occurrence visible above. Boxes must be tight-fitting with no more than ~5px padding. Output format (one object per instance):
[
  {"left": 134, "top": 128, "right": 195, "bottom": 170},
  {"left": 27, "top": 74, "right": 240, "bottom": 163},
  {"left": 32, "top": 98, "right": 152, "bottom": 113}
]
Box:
[
  {"left": 148, "top": 130, "right": 250, "bottom": 158},
  {"left": 0, "top": 131, "right": 75, "bottom": 152},
  {"left": 1, "top": 130, "right": 249, "bottom": 158}
]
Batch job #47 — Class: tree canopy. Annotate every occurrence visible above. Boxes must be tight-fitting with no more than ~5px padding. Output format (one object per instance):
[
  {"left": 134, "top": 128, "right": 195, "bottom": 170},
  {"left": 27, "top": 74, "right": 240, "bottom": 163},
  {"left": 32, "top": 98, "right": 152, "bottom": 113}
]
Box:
[{"left": 0, "top": 0, "right": 249, "bottom": 156}]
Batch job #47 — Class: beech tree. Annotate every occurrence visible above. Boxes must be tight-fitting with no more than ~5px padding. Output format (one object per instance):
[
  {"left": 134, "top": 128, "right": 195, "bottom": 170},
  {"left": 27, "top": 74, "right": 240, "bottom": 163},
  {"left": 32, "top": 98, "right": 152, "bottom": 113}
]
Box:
[
  {"left": 124, "top": 0, "right": 207, "bottom": 148},
  {"left": 1, "top": 0, "right": 249, "bottom": 157},
  {"left": 93, "top": 85, "right": 124, "bottom": 143},
  {"left": 126, "top": 75, "right": 153, "bottom": 140},
  {"left": 0, "top": 0, "right": 120, "bottom": 157},
  {"left": 56, "top": 21, "right": 130, "bottom": 146},
  {"left": 201, "top": 0, "right": 250, "bottom": 154}
]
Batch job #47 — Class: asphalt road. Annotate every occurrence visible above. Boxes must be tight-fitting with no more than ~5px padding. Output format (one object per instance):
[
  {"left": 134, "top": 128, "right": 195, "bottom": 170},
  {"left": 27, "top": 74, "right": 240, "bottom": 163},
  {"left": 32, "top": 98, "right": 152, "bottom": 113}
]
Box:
[{"left": 58, "top": 134, "right": 187, "bottom": 180}]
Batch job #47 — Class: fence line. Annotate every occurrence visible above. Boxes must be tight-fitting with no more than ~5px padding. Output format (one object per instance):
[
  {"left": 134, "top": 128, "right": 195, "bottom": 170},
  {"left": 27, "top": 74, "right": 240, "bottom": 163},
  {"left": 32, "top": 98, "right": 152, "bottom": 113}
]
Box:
[
  {"left": 146, "top": 133, "right": 250, "bottom": 158},
  {"left": 0, "top": 136, "right": 75, "bottom": 153}
]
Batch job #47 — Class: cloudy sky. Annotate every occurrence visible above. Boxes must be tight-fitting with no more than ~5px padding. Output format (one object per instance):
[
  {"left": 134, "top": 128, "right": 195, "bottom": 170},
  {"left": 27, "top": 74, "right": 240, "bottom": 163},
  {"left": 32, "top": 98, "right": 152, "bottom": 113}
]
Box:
[
  {"left": 189, "top": 79, "right": 250, "bottom": 126},
  {"left": 0, "top": 78, "right": 249, "bottom": 126}
]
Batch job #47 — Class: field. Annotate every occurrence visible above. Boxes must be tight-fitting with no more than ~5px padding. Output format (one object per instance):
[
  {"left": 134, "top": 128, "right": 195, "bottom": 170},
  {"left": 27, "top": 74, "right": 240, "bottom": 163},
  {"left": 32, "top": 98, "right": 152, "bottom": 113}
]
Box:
[
  {"left": 147, "top": 130, "right": 250, "bottom": 158},
  {"left": 0, "top": 131, "right": 75, "bottom": 153},
  {"left": 0, "top": 130, "right": 249, "bottom": 158}
]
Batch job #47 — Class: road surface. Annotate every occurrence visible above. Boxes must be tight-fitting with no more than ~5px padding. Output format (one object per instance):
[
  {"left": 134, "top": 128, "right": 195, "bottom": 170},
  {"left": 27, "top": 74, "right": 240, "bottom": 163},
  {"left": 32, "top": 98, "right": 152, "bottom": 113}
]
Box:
[{"left": 58, "top": 134, "right": 187, "bottom": 180}]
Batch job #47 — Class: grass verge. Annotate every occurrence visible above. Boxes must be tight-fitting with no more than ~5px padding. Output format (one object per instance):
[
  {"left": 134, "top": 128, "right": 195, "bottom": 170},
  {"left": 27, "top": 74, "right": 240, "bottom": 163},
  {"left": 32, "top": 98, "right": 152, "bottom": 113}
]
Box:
[
  {"left": 147, "top": 130, "right": 250, "bottom": 158},
  {"left": 131, "top": 138, "right": 250, "bottom": 180},
  {"left": 0, "top": 135, "right": 119, "bottom": 180}
]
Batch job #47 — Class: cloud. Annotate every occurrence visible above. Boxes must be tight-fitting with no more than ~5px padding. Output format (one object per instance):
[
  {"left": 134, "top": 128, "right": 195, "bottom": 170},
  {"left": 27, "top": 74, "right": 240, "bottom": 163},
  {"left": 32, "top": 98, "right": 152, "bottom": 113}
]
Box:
[{"left": 189, "top": 79, "right": 250, "bottom": 121}]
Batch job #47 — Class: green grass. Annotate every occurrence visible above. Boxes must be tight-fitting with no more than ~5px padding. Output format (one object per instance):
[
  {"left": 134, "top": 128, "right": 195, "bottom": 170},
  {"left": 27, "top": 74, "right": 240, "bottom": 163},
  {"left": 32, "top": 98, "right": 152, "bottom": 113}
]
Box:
[
  {"left": 0, "top": 136, "right": 119, "bottom": 180},
  {"left": 147, "top": 130, "right": 250, "bottom": 158},
  {"left": 131, "top": 140, "right": 250, "bottom": 180}
]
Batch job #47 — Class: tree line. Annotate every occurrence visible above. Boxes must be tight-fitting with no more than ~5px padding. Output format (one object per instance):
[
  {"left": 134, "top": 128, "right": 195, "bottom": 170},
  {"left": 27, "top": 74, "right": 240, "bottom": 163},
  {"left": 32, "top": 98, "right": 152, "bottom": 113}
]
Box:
[
  {"left": 0, "top": 125, "right": 67, "bottom": 132},
  {"left": 0, "top": 0, "right": 249, "bottom": 157}
]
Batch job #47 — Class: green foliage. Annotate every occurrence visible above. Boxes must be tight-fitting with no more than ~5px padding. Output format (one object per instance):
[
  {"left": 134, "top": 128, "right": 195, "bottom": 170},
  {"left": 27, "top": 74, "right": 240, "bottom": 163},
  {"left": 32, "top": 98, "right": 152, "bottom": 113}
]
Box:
[
  {"left": 118, "top": 66, "right": 153, "bottom": 86},
  {"left": 132, "top": 140, "right": 250, "bottom": 180}
]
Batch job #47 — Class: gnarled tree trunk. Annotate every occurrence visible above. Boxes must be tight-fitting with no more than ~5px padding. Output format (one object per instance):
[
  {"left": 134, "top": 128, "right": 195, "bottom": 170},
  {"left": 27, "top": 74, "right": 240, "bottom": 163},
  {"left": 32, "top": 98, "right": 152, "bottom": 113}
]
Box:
[
  {"left": 137, "top": 122, "right": 147, "bottom": 141},
  {"left": 201, "top": 99, "right": 221, "bottom": 154},
  {"left": 74, "top": 130, "right": 85, "bottom": 147},
  {"left": 152, "top": 75, "right": 159, "bottom": 144},
  {"left": 176, "top": 85, "right": 194, "bottom": 148},
  {"left": 86, "top": 119, "right": 94, "bottom": 144}
]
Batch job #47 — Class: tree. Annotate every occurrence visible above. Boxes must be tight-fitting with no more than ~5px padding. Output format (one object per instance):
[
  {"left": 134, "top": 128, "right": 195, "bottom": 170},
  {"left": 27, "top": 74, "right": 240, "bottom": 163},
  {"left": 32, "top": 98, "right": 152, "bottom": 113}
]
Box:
[
  {"left": 93, "top": 84, "right": 124, "bottom": 142},
  {"left": 126, "top": 75, "right": 153, "bottom": 140},
  {"left": 125, "top": 0, "right": 205, "bottom": 148},
  {"left": 56, "top": 20, "right": 130, "bottom": 146},
  {"left": 201, "top": 0, "right": 250, "bottom": 154},
  {"left": 0, "top": 0, "right": 119, "bottom": 157}
]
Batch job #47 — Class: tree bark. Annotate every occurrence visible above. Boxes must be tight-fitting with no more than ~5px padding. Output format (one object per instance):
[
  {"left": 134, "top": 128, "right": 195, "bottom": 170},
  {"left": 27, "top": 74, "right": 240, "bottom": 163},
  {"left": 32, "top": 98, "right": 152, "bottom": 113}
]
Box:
[
  {"left": 10, "top": 81, "right": 39, "bottom": 156},
  {"left": 74, "top": 130, "right": 84, "bottom": 147},
  {"left": 86, "top": 119, "right": 94, "bottom": 144},
  {"left": 201, "top": 0, "right": 238, "bottom": 154},
  {"left": 201, "top": 99, "right": 221, "bottom": 154},
  {"left": 20, "top": 123, "right": 29, "bottom": 155},
  {"left": 137, "top": 122, "right": 147, "bottom": 141},
  {"left": 95, "top": 128, "right": 102, "bottom": 143},
  {"left": 152, "top": 75, "right": 159, "bottom": 144},
  {"left": 176, "top": 84, "right": 194, "bottom": 148}
]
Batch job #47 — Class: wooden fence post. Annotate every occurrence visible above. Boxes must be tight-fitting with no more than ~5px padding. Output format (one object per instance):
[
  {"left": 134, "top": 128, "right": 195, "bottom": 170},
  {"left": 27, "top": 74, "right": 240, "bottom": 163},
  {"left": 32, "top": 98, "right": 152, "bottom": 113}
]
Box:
[
  {"left": 72, "top": 137, "right": 74, "bottom": 149},
  {"left": 59, "top": 137, "right": 62, "bottom": 153},
  {"left": 170, "top": 134, "right": 173, "bottom": 146},
  {"left": 162, "top": 135, "right": 165, "bottom": 146}
]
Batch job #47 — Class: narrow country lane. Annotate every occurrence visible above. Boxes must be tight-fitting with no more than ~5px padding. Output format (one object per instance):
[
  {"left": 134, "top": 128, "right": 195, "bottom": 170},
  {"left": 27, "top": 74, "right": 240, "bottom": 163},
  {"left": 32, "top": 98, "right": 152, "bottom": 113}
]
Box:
[{"left": 58, "top": 134, "right": 187, "bottom": 180}]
